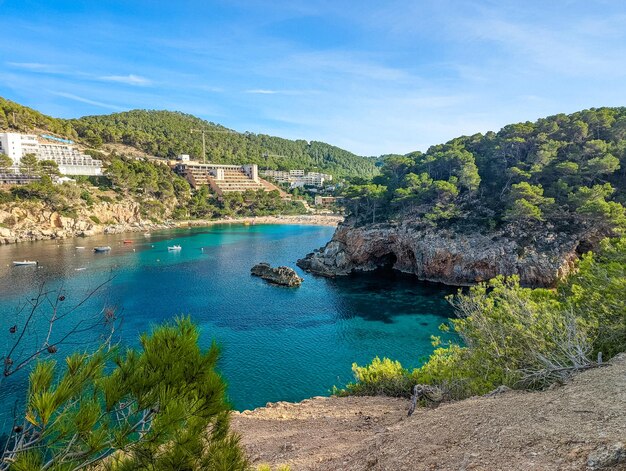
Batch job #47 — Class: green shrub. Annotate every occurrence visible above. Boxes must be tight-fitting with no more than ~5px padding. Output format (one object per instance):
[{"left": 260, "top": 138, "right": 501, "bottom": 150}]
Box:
[
  {"left": 338, "top": 357, "right": 413, "bottom": 397},
  {"left": 340, "top": 237, "right": 626, "bottom": 400},
  {"left": 89, "top": 215, "right": 101, "bottom": 224},
  {"left": 80, "top": 189, "right": 94, "bottom": 205}
]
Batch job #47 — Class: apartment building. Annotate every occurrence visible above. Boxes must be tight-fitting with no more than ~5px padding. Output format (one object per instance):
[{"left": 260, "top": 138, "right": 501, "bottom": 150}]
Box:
[
  {"left": 0, "top": 133, "right": 103, "bottom": 176},
  {"left": 261, "top": 169, "right": 332, "bottom": 187}
]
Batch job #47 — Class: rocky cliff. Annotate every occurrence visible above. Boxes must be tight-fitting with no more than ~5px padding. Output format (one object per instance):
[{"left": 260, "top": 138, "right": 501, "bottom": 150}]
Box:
[
  {"left": 0, "top": 201, "right": 163, "bottom": 244},
  {"left": 297, "top": 220, "right": 610, "bottom": 287}
]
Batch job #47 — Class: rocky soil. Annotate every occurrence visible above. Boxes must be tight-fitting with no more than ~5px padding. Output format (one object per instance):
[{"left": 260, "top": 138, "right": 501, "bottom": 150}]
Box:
[
  {"left": 233, "top": 353, "right": 626, "bottom": 470},
  {"left": 298, "top": 221, "right": 610, "bottom": 287}
]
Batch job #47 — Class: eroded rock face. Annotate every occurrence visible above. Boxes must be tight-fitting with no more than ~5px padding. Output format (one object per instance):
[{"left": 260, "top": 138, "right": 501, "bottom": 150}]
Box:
[
  {"left": 0, "top": 201, "right": 152, "bottom": 244},
  {"left": 297, "top": 221, "right": 609, "bottom": 287},
  {"left": 251, "top": 263, "right": 304, "bottom": 287}
]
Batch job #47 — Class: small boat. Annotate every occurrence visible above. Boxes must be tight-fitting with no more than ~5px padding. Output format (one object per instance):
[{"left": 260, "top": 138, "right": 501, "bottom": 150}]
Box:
[
  {"left": 75, "top": 267, "right": 86, "bottom": 271},
  {"left": 243, "top": 221, "right": 251, "bottom": 226},
  {"left": 75, "top": 246, "right": 85, "bottom": 250},
  {"left": 168, "top": 245, "right": 182, "bottom": 251},
  {"left": 143, "top": 232, "right": 151, "bottom": 237},
  {"left": 93, "top": 246, "right": 111, "bottom": 253},
  {"left": 123, "top": 240, "right": 133, "bottom": 245},
  {"left": 13, "top": 260, "right": 38, "bottom": 266}
]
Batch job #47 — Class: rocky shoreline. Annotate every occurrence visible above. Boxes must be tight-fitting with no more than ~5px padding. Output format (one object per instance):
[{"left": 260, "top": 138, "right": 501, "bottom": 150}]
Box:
[
  {"left": 0, "top": 202, "right": 342, "bottom": 245},
  {"left": 297, "top": 220, "right": 610, "bottom": 287}
]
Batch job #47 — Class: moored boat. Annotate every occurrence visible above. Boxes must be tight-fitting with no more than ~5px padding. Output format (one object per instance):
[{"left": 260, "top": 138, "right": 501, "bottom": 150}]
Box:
[
  {"left": 12, "top": 260, "right": 38, "bottom": 266},
  {"left": 123, "top": 240, "right": 133, "bottom": 244},
  {"left": 168, "top": 245, "right": 182, "bottom": 251},
  {"left": 93, "top": 246, "right": 111, "bottom": 253}
]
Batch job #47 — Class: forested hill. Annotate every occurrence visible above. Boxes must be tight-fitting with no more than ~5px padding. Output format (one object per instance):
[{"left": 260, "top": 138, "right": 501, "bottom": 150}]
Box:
[
  {"left": 346, "top": 107, "right": 626, "bottom": 235},
  {"left": 70, "top": 110, "right": 378, "bottom": 178},
  {"left": 0, "top": 97, "right": 378, "bottom": 179}
]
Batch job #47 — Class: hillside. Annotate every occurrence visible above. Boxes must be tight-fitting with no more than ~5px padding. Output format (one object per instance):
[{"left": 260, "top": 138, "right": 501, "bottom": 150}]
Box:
[
  {"left": 0, "top": 97, "right": 378, "bottom": 179},
  {"left": 233, "top": 353, "right": 626, "bottom": 470},
  {"left": 70, "top": 110, "right": 379, "bottom": 179},
  {"left": 299, "top": 107, "right": 626, "bottom": 286}
]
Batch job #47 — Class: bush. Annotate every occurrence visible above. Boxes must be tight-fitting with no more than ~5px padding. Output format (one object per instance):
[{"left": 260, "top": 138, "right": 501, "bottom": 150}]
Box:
[
  {"left": 80, "top": 189, "right": 94, "bottom": 205},
  {"left": 89, "top": 215, "right": 101, "bottom": 224},
  {"left": 339, "top": 237, "right": 626, "bottom": 400},
  {"left": 338, "top": 357, "right": 413, "bottom": 397}
]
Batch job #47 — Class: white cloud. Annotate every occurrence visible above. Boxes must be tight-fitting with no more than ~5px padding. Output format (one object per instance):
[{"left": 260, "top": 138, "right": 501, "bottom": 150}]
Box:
[
  {"left": 51, "top": 91, "right": 125, "bottom": 111},
  {"left": 244, "top": 89, "right": 317, "bottom": 95},
  {"left": 6, "top": 62, "right": 64, "bottom": 73},
  {"left": 245, "top": 89, "right": 279, "bottom": 94},
  {"left": 99, "top": 74, "right": 152, "bottom": 86}
]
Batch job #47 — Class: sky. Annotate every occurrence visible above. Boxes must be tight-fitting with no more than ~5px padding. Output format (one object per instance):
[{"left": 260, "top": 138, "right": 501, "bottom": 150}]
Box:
[{"left": 1, "top": 0, "right": 626, "bottom": 156}]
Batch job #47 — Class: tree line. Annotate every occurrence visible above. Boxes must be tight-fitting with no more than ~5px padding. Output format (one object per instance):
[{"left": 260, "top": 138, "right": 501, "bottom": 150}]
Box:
[{"left": 343, "top": 107, "right": 626, "bottom": 234}]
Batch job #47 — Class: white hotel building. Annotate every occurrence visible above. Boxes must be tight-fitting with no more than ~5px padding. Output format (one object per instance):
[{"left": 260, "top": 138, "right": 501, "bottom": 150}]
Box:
[
  {"left": 261, "top": 169, "right": 332, "bottom": 188},
  {"left": 0, "top": 133, "right": 103, "bottom": 176}
]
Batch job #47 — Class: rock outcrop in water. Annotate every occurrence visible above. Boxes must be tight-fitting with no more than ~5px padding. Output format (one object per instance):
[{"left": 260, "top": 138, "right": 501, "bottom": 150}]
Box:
[
  {"left": 251, "top": 263, "right": 304, "bottom": 287},
  {"left": 297, "top": 220, "right": 610, "bottom": 287}
]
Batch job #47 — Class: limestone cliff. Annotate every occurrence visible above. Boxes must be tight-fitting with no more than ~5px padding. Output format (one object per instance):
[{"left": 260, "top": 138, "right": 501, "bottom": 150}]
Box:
[
  {"left": 0, "top": 201, "right": 160, "bottom": 244},
  {"left": 297, "top": 220, "right": 610, "bottom": 287}
]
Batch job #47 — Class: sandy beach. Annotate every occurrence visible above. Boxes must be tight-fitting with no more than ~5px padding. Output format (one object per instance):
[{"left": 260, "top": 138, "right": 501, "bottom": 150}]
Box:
[{"left": 175, "top": 213, "right": 344, "bottom": 228}]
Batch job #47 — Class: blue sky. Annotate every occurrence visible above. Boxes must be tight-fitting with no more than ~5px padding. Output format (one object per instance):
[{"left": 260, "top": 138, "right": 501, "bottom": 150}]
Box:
[{"left": 1, "top": 0, "right": 625, "bottom": 155}]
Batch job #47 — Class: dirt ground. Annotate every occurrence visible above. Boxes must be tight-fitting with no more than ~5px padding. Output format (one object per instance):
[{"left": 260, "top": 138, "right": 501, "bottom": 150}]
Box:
[{"left": 232, "top": 354, "right": 626, "bottom": 470}]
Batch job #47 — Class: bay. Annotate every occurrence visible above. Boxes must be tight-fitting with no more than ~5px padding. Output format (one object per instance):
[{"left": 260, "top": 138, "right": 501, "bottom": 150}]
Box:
[{"left": 0, "top": 224, "right": 454, "bottom": 412}]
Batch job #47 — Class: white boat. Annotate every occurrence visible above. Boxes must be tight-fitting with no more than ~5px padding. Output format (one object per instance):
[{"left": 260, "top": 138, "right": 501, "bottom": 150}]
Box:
[
  {"left": 93, "top": 246, "right": 111, "bottom": 253},
  {"left": 168, "top": 245, "right": 182, "bottom": 251},
  {"left": 75, "top": 246, "right": 85, "bottom": 250},
  {"left": 13, "top": 260, "right": 38, "bottom": 266},
  {"left": 144, "top": 232, "right": 151, "bottom": 237}
]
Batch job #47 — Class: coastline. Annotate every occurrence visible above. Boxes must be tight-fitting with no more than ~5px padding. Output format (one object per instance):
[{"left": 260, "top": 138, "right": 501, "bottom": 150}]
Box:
[
  {"left": 175, "top": 214, "right": 343, "bottom": 228},
  {"left": 0, "top": 213, "right": 343, "bottom": 246}
]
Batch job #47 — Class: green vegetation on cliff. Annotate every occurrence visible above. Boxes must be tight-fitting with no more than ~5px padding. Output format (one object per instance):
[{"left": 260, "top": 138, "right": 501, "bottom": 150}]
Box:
[
  {"left": 340, "top": 237, "right": 626, "bottom": 400},
  {"left": 345, "top": 107, "right": 626, "bottom": 235}
]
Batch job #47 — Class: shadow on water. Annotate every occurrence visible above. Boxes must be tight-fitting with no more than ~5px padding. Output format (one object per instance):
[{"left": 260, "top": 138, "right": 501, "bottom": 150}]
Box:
[
  {"left": 0, "top": 224, "right": 457, "bottom": 410},
  {"left": 327, "top": 267, "right": 456, "bottom": 324}
]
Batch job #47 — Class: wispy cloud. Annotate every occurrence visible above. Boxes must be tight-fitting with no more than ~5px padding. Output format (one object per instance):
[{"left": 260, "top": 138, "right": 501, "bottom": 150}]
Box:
[
  {"left": 245, "top": 89, "right": 279, "bottom": 94},
  {"left": 6, "top": 62, "right": 65, "bottom": 73},
  {"left": 7, "top": 62, "right": 153, "bottom": 86},
  {"left": 244, "top": 89, "right": 317, "bottom": 95},
  {"left": 51, "top": 91, "right": 125, "bottom": 111},
  {"left": 98, "top": 74, "right": 151, "bottom": 86}
]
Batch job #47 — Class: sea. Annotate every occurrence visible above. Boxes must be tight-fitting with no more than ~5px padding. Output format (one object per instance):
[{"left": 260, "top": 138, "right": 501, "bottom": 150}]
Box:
[{"left": 0, "top": 224, "right": 454, "bottom": 418}]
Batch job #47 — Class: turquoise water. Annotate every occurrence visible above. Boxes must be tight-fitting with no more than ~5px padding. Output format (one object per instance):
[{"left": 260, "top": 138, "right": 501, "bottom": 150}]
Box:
[{"left": 0, "top": 224, "right": 454, "bottom": 413}]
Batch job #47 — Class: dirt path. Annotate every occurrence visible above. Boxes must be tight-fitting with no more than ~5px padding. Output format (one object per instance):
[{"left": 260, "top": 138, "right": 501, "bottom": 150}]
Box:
[{"left": 233, "top": 354, "right": 626, "bottom": 470}]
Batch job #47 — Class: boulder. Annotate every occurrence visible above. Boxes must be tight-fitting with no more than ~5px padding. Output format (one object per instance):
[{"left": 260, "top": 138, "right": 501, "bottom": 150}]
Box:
[
  {"left": 251, "top": 263, "right": 303, "bottom": 287},
  {"left": 587, "top": 442, "right": 626, "bottom": 470}
]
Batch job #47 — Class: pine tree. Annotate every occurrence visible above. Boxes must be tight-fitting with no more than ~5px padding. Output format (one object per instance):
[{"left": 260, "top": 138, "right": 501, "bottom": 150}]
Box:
[{"left": 3, "top": 317, "right": 249, "bottom": 471}]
